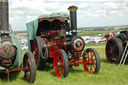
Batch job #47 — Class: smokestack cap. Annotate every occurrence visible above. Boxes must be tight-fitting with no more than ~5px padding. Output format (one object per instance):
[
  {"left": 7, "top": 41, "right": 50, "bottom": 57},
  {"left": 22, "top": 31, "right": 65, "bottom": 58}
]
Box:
[{"left": 68, "top": 5, "right": 78, "bottom": 12}]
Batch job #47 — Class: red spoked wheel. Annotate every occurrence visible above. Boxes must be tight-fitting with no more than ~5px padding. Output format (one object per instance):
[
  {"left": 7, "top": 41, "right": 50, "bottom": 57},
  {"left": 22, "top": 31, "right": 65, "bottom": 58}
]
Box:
[
  {"left": 82, "top": 48, "right": 100, "bottom": 74},
  {"left": 53, "top": 49, "right": 69, "bottom": 77},
  {"left": 23, "top": 51, "right": 36, "bottom": 83},
  {"left": 106, "top": 38, "right": 123, "bottom": 64}
]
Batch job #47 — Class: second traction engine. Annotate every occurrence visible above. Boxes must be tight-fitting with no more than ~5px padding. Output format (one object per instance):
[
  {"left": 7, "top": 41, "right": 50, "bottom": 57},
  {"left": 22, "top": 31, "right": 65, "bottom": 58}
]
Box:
[{"left": 28, "top": 5, "right": 100, "bottom": 78}]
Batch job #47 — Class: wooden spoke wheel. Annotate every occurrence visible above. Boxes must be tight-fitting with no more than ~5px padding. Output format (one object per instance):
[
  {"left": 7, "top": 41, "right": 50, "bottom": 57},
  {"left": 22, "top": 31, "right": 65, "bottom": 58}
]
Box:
[
  {"left": 23, "top": 51, "right": 36, "bottom": 83},
  {"left": 33, "top": 36, "right": 49, "bottom": 70},
  {"left": 53, "top": 49, "right": 69, "bottom": 77},
  {"left": 106, "top": 38, "right": 123, "bottom": 64},
  {"left": 82, "top": 48, "right": 100, "bottom": 74}
]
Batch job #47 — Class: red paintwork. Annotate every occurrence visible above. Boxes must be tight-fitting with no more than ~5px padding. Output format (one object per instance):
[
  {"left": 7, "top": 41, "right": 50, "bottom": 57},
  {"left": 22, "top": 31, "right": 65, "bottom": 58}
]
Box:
[
  {"left": 83, "top": 49, "right": 97, "bottom": 74},
  {"left": 30, "top": 18, "right": 97, "bottom": 77},
  {"left": 30, "top": 40, "right": 39, "bottom": 68},
  {"left": 0, "top": 68, "right": 24, "bottom": 73},
  {"left": 0, "top": 46, "right": 15, "bottom": 57},
  {"left": 68, "top": 51, "right": 82, "bottom": 66},
  {"left": 39, "top": 18, "right": 69, "bottom": 22},
  {"left": 30, "top": 29, "right": 87, "bottom": 69},
  {"left": 40, "top": 30, "right": 86, "bottom": 66},
  {"left": 104, "top": 32, "right": 118, "bottom": 41},
  {"left": 53, "top": 50, "right": 65, "bottom": 77},
  {"left": 99, "top": 40, "right": 106, "bottom": 43},
  {"left": 0, "top": 46, "right": 16, "bottom": 67},
  {"left": 73, "top": 39, "right": 84, "bottom": 50},
  {"left": 0, "top": 57, "right": 14, "bottom": 67},
  {"left": 30, "top": 40, "right": 34, "bottom": 53}
]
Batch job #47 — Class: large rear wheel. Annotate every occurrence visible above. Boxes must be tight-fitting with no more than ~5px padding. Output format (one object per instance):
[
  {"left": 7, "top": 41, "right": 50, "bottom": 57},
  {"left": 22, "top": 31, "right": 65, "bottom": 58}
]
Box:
[
  {"left": 106, "top": 38, "right": 123, "bottom": 64},
  {"left": 33, "top": 36, "right": 48, "bottom": 70},
  {"left": 82, "top": 48, "right": 100, "bottom": 74},
  {"left": 53, "top": 49, "right": 69, "bottom": 77}
]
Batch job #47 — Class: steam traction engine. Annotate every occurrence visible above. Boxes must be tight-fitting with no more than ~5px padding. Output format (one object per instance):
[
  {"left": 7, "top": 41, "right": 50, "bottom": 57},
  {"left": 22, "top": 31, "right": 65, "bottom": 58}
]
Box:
[
  {"left": 27, "top": 6, "right": 100, "bottom": 77},
  {"left": 0, "top": 0, "right": 36, "bottom": 83},
  {"left": 105, "top": 31, "right": 128, "bottom": 64}
]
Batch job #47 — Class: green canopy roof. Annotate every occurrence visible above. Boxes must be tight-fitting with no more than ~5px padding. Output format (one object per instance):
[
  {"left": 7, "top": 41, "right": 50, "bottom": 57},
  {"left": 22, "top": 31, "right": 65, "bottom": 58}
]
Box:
[{"left": 26, "top": 12, "right": 69, "bottom": 51}]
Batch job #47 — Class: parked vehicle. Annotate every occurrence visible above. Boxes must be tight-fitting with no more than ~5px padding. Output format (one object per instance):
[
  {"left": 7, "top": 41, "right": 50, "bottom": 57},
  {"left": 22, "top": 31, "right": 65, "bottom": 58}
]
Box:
[
  {"left": 0, "top": 1, "right": 36, "bottom": 83},
  {"left": 106, "top": 31, "right": 128, "bottom": 64},
  {"left": 27, "top": 6, "right": 100, "bottom": 77}
]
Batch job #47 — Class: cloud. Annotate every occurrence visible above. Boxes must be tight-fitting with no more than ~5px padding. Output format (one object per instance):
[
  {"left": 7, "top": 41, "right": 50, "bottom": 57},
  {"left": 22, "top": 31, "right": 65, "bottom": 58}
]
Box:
[{"left": 9, "top": 0, "right": 128, "bottom": 31}]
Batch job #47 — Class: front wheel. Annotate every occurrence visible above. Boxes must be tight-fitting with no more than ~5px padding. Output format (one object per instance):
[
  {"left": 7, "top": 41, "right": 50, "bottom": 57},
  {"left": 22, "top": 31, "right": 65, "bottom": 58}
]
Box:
[
  {"left": 53, "top": 49, "right": 69, "bottom": 77},
  {"left": 23, "top": 51, "right": 36, "bottom": 83},
  {"left": 82, "top": 48, "right": 100, "bottom": 74}
]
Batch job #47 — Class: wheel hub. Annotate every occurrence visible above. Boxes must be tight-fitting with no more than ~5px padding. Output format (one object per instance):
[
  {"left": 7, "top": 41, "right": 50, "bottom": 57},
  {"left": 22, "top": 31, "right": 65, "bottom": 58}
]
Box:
[
  {"left": 57, "top": 62, "right": 63, "bottom": 67},
  {"left": 57, "top": 62, "right": 60, "bottom": 66},
  {"left": 88, "top": 59, "right": 94, "bottom": 65},
  {"left": 76, "top": 41, "right": 82, "bottom": 47}
]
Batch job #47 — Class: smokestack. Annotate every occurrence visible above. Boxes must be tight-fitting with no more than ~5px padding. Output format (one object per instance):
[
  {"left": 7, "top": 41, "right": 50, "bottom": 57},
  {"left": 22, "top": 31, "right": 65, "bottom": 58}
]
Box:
[
  {"left": 0, "top": 2, "right": 1, "bottom": 29},
  {"left": 0, "top": 0, "right": 9, "bottom": 32},
  {"left": 68, "top": 6, "right": 78, "bottom": 35}
]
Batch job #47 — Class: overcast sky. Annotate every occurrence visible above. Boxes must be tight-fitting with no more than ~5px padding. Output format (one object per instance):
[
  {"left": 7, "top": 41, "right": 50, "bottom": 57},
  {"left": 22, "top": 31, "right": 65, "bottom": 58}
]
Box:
[{"left": 9, "top": 0, "right": 128, "bottom": 31}]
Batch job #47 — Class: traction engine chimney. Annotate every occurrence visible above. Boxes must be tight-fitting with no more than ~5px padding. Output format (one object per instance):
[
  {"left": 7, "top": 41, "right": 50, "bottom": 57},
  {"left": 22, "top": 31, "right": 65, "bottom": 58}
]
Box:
[
  {"left": 68, "top": 5, "right": 78, "bottom": 35},
  {"left": 0, "top": 0, "right": 16, "bottom": 68},
  {"left": 0, "top": 0, "right": 9, "bottom": 31}
]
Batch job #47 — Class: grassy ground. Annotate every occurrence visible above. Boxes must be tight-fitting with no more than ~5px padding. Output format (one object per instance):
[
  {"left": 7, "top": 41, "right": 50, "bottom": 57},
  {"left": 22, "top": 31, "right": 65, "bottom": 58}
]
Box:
[{"left": 0, "top": 44, "right": 128, "bottom": 85}]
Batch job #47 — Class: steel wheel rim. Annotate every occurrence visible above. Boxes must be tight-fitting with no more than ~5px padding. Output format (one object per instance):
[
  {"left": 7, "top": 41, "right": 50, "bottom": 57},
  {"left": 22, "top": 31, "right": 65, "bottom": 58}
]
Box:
[
  {"left": 41, "top": 38, "right": 49, "bottom": 60},
  {"left": 42, "top": 46, "right": 49, "bottom": 59},
  {"left": 83, "top": 49, "right": 96, "bottom": 73},
  {"left": 54, "top": 51, "right": 65, "bottom": 77},
  {"left": 32, "top": 39, "right": 39, "bottom": 68},
  {"left": 106, "top": 40, "right": 119, "bottom": 63},
  {"left": 23, "top": 53, "right": 32, "bottom": 81}
]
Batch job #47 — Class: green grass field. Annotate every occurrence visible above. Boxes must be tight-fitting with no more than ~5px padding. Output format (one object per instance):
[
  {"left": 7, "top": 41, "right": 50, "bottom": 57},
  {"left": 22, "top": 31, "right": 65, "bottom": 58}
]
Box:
[{"left": 0, "top": 44, "right": 128, "bottom": 85}]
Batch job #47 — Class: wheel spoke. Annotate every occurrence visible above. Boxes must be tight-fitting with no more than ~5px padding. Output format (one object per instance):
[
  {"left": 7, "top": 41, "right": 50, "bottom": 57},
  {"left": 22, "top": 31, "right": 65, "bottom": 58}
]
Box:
[{"left": 90, "top": 52, "right": 94, "bottom": 60}]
